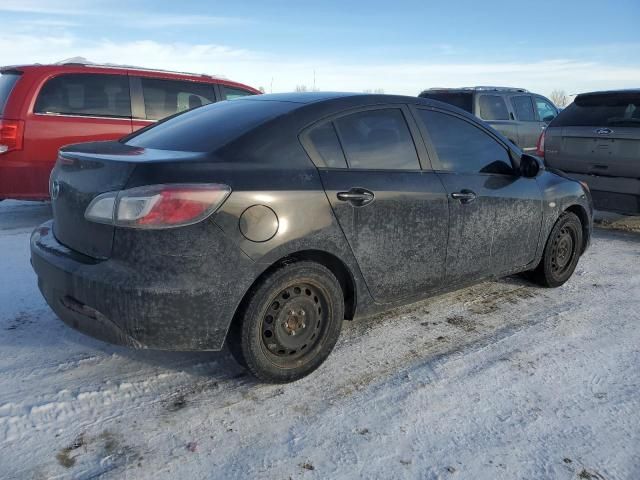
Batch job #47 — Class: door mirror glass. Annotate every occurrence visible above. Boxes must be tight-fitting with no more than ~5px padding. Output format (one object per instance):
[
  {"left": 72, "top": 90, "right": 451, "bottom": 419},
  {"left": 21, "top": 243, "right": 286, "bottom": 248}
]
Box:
[{"left": 519, "top": 154, "right": 542, "bottom": 178}]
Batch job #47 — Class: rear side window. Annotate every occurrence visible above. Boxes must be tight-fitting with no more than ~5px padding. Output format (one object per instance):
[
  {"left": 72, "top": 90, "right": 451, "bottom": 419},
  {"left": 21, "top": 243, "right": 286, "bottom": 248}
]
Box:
[
  {"left": 419, "top": 92, "right": 473, "bottom": 113},
  {"left": 478, "top": 95, "right": 510, "bottom": 120},
  {"left": 418, "top": 109, "right": 513, "bottom": 174},
  {"left": 222, "top": 86, "right": 255, "bottom": 100},
  {"left": 140, "top": 78, "right": 215, "bottom": 120},
  {"left": 35, "top": 74, "right": 131, "bottom": 118},
  {"left": 334, "top": 108, "right": 420, "bottom": 170},
  {"left": 0, "top": 71, "right": 21, "bottom": 115},
  {"left": 511, "top": 96, "right": 536, "bottom": 121},
  {"left": 304, "top": 122, "right": 347, "bottom": 168},
  {"left": 551, "top": 93, "right": 640, "bottom": 128}
]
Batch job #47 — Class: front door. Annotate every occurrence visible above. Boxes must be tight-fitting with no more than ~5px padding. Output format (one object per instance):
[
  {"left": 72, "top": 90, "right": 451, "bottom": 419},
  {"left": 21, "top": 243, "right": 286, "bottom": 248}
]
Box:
[
  {"left": 303, "top": 106, "right": 449, "bottom": 303},
  {"left": 414, "top": 107, "right": 543, "bottom": 284}
]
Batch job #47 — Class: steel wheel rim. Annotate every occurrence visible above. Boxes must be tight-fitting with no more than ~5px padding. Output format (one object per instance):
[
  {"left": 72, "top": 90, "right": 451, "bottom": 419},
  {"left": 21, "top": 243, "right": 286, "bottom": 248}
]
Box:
[
  {"left": 551, "top": 224, "right": 577, "bottom": 276},
  {"left": 260, "top": 280, "right": 330, "bottom": 366}
]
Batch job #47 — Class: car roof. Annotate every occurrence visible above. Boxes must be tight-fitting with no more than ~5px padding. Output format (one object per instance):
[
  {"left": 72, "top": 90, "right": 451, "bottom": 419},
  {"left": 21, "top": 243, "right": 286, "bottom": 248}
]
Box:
[
  {"left": 0, "top": 63, "right": 260, "bottom": 92},
  {"left": 576, "top": 88, "right": 640, "bottom": 98}
]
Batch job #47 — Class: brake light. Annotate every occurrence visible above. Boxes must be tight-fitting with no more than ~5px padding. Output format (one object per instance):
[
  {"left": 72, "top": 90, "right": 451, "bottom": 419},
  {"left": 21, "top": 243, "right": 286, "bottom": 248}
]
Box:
[
  {"left": 535, "top": 130, "right": 546, "bottom": 157},
  {"left": 85, "top": 184, "right": 231, "bottom": 229},
  {"left": 0, "top": 119, "right": 24, "bottom": 154}
]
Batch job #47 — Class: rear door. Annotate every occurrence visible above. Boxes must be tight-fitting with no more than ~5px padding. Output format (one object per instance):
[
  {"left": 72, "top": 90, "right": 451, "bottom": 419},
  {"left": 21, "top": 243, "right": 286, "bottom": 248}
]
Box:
[
  {"left": 510, "top": 94, "right": 542, "bottom": 151},
  {"left": 413, "top": 107, "right": 542, "bottom": 283},
  {"left": 302, "top": 106, "right": 449, "bottom": 303},
  {"left": 26, "top": 73, "right": 134, "bottom": 198}
]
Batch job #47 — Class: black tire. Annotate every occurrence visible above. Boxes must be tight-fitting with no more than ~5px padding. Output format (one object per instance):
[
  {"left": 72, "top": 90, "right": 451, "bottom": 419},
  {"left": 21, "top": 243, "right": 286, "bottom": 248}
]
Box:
[
  {"left": 532, "top": 212, "right": 583, "bottom": 288},
  {"left": 227, "top": 261, "right": 344, "bottom": 383}
]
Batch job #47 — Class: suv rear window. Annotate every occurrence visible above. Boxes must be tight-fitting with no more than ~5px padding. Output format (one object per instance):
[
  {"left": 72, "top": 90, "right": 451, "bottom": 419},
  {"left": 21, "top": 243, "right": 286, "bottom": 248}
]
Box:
[
  {"left": 0, "top": 71, "right": 21, "bottom": 115},
  {"left": 35, "top": 74, "right": 131, "bottom": 118},
  {"left": 551, "top": 92, "right": 640, "bottom": 128},
  {"left": 125, "top": 99, "right": 294, "bottom": 152},
  {"left": 419, "top": 92, "right": 473, "bottom": 113}
]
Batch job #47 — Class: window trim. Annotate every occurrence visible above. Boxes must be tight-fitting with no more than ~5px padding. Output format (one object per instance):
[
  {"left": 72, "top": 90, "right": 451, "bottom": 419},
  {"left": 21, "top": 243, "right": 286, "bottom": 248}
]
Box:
[
  {"left": 299, "top": 104, "right": 433, "bottom": 171},
  {"left": 32, "top": 72, "right": 133, "bottom": 119},
  {"left": 411, "top": 105, "right": 517, "bottom": 176}
]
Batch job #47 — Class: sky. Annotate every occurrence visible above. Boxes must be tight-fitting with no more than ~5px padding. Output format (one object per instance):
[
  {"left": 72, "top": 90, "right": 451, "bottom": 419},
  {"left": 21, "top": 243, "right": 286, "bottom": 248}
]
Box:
[{"left": 1, "top": 0, "right": 639, "bottom": 98}]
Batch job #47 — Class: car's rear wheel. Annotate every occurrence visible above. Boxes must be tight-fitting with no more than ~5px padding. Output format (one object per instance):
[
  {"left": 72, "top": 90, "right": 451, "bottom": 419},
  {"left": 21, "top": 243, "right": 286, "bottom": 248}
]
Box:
[
  {"left": 228, "top": 261, "right": 344, "bottom": 383},
  {"left": 532, "top": 211, "right": 583, "bottom": 288}
]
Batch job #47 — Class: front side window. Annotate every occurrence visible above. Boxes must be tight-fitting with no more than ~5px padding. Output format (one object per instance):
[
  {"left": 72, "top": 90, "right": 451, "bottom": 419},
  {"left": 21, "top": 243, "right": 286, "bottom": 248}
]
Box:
[
  {"left": 511, "top": 95, "right": 536, "bottom": 121},
  {"left": 140, "top": 78, "right": 215, "bottom": 120},
  {"left": 222, "top": 86, "right": 255, "bottom": 100},
  {"left": 535, "top": 97, "right": 558, "bottom": 122},
  {"left": 304, "top": 122, "right": 347, "bottom": 168},
  {"left": 35, "top": 74, "right": 131, "bottom": 118},
  {"left": 418, "top": 109, "right": 513, "bottom": 175},
  {"left": 478, "top": 95, "right": 510, "bottom": 120},
  {"left": 334, "top": 108, "right": 420, "bottom": 170}
]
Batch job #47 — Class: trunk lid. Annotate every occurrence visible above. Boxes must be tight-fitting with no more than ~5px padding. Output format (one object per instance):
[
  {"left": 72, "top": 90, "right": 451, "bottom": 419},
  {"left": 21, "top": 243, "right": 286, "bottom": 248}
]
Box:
[{"left": 51, "top": 141, "right": 203, "bottom": 258}]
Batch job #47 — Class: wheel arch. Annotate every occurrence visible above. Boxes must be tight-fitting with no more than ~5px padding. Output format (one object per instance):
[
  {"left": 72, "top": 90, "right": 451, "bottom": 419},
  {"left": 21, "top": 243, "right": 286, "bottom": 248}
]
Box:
[
  {"left": 231, "top": 249, "right": 357, "bottom": 333},
  {"left": 564, "top": 203, "right": 590, "bottom": 254}
]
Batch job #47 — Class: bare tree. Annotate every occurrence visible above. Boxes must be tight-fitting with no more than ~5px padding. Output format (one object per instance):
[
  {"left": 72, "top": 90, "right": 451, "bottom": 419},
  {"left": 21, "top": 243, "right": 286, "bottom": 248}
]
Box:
[
  {"left": 550, "top": 89, "right": 568, "bottom": 108},
  {"left": 295, "top": 84, "right": 308, "bottom": 92},
  {"left": 363, "top": 88, "right": 385, "bottom": 94},
  {"left": 258, "top": 86, "right": 265, "bottom": 93}
]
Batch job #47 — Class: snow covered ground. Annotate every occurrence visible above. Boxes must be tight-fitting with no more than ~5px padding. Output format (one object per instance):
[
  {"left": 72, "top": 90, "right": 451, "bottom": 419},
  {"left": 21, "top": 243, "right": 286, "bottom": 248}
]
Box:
[{"left": 0, "top": 200, "right": 639, "bottom": 480}]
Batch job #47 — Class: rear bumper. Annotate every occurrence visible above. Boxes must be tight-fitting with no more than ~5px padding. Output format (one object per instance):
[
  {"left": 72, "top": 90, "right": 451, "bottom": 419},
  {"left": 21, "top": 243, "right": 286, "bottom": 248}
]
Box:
[
  {"left": 30, "top": 221, "right": 256, "bottom": 351},
  {"left": 566, "top": 173, "right": 640, "bottom": 215}
]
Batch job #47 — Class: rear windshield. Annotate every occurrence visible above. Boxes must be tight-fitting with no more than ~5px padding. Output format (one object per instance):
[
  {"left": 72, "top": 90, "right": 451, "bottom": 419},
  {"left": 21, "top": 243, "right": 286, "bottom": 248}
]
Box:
[
  {"left": 0, "top": 71, "right": 21, "bottom": 115},
  {"left": 419, "top": 92, "right": 473, "bottom": 113},
  {"left": 125, "top": 99, "right": 295, "bottom": 152},
  {"left": 551, "top": 92, "right": 640, "bottom": 128}
]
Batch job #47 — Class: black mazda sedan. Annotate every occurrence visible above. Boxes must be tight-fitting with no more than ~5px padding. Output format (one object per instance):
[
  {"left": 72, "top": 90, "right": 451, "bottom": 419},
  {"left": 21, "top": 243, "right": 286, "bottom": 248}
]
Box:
[{"left": 31, "top": 92, "right": 592, "bottom": 382}]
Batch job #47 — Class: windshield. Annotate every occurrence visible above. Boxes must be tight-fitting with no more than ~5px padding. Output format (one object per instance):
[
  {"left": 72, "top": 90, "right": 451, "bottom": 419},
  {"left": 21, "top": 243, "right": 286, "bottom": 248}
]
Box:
[
  {"left": 0, "top": 71, "right": 21, "bottom": 115},
  {"left": 125, "top": 99, "right": 295, "bottom": 152},
  {"left": 552, "top": 92, "right": 640, "bottom": 128}
]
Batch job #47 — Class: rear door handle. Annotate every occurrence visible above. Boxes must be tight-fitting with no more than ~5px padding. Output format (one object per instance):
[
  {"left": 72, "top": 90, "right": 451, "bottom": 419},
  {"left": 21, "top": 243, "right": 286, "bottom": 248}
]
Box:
[
  {"left": 451, "top": 189, "right": 477, "bottom": 204},
  {"left": 337, "top": 188, "right": 375, "bottom": 206}
]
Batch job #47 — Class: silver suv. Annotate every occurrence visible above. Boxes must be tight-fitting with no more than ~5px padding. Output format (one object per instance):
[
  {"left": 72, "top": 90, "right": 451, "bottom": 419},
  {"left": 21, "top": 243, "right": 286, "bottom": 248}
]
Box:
[
  {"left": 419, "top": 86, "right": 558, "bottom": 152},
  {"left": 542, "top": 90, "right": 640, "bottom": 215}
]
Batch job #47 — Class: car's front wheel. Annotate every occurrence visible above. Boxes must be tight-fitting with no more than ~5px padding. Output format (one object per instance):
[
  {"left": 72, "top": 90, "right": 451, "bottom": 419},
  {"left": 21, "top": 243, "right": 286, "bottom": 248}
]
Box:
[
  {"left": 228, "top": 261, "right": 344, "bottom": 383},
  {"left": 533, "top": 211, "right": 583, "bottom": 288}
]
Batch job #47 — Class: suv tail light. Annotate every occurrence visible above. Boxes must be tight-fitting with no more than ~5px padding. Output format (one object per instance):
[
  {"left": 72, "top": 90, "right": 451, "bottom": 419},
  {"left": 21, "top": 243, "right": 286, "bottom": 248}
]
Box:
[
  {"left": 0, "top": 119, "right": 25, "bottom": 154},
  {"left": 85, "top": 184, "right": 231, "bottom": 229},
  {"left": 535, "top": 130, "right": 546, "bottom": 157}
]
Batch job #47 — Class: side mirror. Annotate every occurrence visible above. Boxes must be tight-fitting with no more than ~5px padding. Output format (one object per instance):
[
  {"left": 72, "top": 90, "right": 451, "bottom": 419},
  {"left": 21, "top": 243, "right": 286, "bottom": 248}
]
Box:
[{"left": 520, "top": 153, "right": 543, "bottom": 178}]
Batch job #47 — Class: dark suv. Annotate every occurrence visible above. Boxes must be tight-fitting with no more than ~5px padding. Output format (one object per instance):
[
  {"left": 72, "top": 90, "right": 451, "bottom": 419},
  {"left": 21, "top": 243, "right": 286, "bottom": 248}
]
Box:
[
  {"left": 419, "top": 87, "right": 559, "bottom": 152},
  {"left": 541, "top": 90, "right": 640, "bottom": 214},
  {"left": 31, "top": 93, "right": 592, "bottom": 382}
]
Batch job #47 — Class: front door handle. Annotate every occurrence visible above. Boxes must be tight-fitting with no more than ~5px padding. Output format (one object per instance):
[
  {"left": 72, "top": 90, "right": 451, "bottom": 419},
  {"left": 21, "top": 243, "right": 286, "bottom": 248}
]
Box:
[
  {"left": 451, "top": 189, "right": 477, "bottom": 204},
  {"left": 337, "top": 188, "right": 375, "bottom": 207}
]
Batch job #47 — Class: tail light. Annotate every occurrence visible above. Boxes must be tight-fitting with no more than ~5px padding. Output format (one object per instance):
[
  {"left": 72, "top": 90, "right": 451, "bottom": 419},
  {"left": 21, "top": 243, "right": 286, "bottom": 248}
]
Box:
[
  {"left": 0, "top": 119, "right": 25, "bottom": 154},
  {"left": 535, "top": 130, "right": 546, "bottom": 157},
  {"left": 85, "top": 184, "right": 231, "bottom": 229}
]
